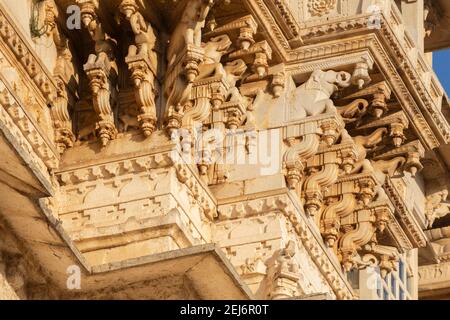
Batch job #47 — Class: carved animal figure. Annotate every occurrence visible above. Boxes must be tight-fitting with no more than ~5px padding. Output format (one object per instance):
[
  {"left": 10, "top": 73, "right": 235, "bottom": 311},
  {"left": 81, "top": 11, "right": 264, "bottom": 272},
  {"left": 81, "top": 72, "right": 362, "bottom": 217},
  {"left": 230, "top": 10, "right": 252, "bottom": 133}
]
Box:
[
  {"left": 336, "top": 99, "right": 369, "bottom": 124},
  {"left": 86, "top": 19, "right": 117, "bottom": 68},
  {"left": 126, "top": 10, "right": 158, "bottom": 70},
  {"left": 167, "top": 0, "right": 214, "bottom": 66},
  {"left": 292, "top": 69, "right": 352, "bottom": 119},
  {"left": 426, "top": 190, "right": 450, "bottom": 227},
  {"left": 119, "top": 113, "right": 140, "bottom": 132},
  {"left": 224, "top": 59, "right": 247, "bottom": 102},
  {"left": 196, "top": 35, "right": 232, "bottom": 80},
  {"left": 77, "top": 112, "right": 97, "bottom": 142},
  {"left": 372, "top": 157, "right": 406, "bottom": 178},
  {"left": 166, "top": 35, "right": 232, "bottom": 109},
  {"left": 346, "top": 127, "right": 388, "bottom": 174}
]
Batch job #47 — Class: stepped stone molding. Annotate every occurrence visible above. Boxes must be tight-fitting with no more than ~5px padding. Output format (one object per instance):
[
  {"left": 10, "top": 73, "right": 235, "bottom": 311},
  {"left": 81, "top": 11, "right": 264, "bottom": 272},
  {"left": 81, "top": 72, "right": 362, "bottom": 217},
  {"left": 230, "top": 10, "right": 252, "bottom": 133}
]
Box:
[
  {"left": 0, "top": 4, "right": 57, "bottom": 104},
  {"left": 0, "top": 75, "right": 58, "bottom": 192},
  {"left": 383, "top": 177, "right": 427, "bottom": 248},
  {"left": 217, "top": 193, "right": 354, "bottom": 300}
]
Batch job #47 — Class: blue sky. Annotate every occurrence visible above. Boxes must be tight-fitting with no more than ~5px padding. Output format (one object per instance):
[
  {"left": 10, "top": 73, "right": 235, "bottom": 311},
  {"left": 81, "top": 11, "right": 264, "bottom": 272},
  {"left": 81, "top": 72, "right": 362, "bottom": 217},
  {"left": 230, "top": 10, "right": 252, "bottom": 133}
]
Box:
[{"left": 434, "top": 50, "right": 450, "bottom": 95}]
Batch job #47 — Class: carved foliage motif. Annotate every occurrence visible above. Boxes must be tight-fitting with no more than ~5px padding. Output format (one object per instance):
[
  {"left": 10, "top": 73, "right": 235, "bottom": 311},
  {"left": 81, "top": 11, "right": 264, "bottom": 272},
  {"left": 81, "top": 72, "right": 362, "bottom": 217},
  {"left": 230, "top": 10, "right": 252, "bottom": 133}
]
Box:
[{"left": 307, "top": 0, "right": 337, "bottom": 17}]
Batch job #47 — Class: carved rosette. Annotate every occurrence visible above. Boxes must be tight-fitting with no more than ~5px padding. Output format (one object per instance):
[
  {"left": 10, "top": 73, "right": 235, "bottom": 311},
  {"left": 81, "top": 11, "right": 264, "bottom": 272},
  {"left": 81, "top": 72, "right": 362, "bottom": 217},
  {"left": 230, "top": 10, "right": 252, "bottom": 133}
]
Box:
[{"left": 307, "top": 0, "right": 337, "bottom": 17}]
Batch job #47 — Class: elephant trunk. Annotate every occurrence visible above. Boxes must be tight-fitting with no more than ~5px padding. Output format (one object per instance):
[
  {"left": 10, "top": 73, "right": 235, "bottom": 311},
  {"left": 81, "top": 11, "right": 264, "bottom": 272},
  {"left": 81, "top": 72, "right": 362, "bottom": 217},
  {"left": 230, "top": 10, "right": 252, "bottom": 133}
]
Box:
[{"left": 336, "top": 71, "right": 352, "bottom": 88}]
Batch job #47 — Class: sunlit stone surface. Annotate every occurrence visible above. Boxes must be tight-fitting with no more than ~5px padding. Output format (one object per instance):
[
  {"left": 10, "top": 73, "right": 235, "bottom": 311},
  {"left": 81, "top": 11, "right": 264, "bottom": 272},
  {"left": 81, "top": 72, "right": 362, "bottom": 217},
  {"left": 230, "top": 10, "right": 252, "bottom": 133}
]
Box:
[{"left": 0, "top": 0, "right": 449, "bottom": 300}]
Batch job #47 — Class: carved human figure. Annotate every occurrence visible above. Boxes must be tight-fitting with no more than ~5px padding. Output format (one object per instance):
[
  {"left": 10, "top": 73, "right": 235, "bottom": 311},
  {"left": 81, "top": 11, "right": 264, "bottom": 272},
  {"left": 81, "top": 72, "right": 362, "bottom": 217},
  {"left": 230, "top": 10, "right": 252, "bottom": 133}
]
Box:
[
  {"left": 426, "top": 190, "right": 450, "bottom": 227},
  {"left": 167, "top": 0, "right": 214, "bottom": 66},
  {"left": 292, "top": 69, "right": 351, "bottom": 119}
]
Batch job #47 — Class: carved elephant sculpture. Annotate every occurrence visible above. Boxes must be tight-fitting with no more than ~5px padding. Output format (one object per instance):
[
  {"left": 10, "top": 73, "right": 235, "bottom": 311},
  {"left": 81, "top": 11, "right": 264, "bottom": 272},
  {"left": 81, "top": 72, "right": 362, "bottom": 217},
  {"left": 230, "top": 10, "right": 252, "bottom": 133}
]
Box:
[{"left": 292, "top": 69, "right": 352, "bottom": 119}]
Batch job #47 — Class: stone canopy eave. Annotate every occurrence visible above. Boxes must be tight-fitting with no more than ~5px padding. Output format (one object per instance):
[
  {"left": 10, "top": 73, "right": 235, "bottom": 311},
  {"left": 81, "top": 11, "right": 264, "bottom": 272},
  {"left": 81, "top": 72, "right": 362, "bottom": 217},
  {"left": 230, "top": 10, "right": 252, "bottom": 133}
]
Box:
[
  {"left": 287, "top": 14, "right": 450, "bottom": 151},
  {"left": 81, "top": 244, "right": 255, "bottom": 299}
]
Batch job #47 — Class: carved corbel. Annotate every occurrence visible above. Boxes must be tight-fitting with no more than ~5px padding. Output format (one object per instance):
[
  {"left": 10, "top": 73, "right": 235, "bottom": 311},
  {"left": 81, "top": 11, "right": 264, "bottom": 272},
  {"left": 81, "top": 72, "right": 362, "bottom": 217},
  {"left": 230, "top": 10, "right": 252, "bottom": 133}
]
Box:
[
  {"left": 271, "top": 67, "right": 286, "bottom": 98},
  {"left": 205, "top": 14, "right": 258, "bottom": 51},
  {"left": 373, "top": 140, "right": 425, "bottom": 177},
  {"left": 220, "top": 102, "right": 246, "bottom": 130},
  {"left": 339, "top": 209, "right": 377, "bottom": 271},
  {"left": 320, "top": 118, "right": 342, "bottom": 147},
  {"left": 303, "top": 162, "right": 339, "bottom": 217},
  {"left": 237, "top": 20, "right": 257, "bottom": 50},
  {"left": 229, "top": 41, "right": 272, "bottom": 80},
  {"left": 338, "top": 144, "right": 359, "bottom": 175},
  {"left": 351, "top": 57, "right": 373, "bottom": 89},
  {"left": 283, "top": 123, "right": 321, "bottom": 189},
  {"left": 371, "top": 90, "right": 391, "bottom": 119},
  {"left": 341, "top": 82, "right": 391, "bottom": 119},
  {"left": 120, "top": 0, "right": 158, "bottom": 137},
  {"left": 373, "top": 205, "right": 392, "bottom": 233},
  {"left": 126, "top": 57, "right": 157, "bottom": 137},
  {"left": 321, "top": 194, "right": 357, "bottom": 247},
  {"left": 165, "top": 104, "right": 185, "bottom": 137},
  {"left": 84, "top": 60, "right": 117, "bottom": 146},
  {"left": 51, "top": 78, "right": 75, "bottom": 154},
  {"left": 77, "top": 0, "right": 99, "bottom": 28},
  {"left": 357, "top": 177, "right": 377, "bottom": 206}
]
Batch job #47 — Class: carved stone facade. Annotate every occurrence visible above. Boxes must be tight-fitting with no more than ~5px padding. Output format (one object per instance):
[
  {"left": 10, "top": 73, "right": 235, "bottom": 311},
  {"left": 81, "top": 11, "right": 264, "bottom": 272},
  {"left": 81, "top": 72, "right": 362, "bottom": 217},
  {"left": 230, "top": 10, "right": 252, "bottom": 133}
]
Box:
[{"left": 0, "top": 0, "right": 449, "bottom": 300}]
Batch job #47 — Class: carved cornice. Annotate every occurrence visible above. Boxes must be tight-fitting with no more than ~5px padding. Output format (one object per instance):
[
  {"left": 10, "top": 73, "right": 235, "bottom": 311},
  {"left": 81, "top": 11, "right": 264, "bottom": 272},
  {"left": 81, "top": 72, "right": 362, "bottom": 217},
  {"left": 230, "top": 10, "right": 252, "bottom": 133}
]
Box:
[
  {"left": 291, "top": 13, "right": 449, "bottom": 148},
  {"left": 262, "top": 0, "right": 301, "bottom": 42},
  {"left": 0, "top": 75, "right": 58, "bottom": 192},
  {"left": 56, "top": 149, "right": 217, "bottom": 221},
  {"left": 383, "top": 177, "right": 427, "bottom": 248},
  {"left": 243, "top": 0, "right": 291, "bottom": 61},
  {"left": 0, "top": 3, "right": 57, "bottom": 103}
]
